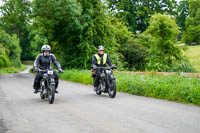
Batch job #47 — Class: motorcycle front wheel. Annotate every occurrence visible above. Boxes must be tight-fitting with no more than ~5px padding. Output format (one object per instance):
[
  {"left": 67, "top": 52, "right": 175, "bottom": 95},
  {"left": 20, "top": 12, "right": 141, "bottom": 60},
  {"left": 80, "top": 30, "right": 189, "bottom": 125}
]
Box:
[
  {"left": 48, "top": 84, "right": 55, "bottom": 104},
  {"left": 108, "top": 79, "right": 117, "bottom": 98}
]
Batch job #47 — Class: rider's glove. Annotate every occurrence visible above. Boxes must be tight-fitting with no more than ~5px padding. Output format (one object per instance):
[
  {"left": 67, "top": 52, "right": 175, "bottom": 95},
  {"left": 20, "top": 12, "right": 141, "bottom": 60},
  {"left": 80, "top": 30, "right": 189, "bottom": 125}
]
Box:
[
  {"left": 58, "top": 68, "right": 64, "bottom": 73},
  {"left": 33, "top": 67, "right": 39, "bottom": 72},
  {"left": 111, "top": 65, "right": 117, "bottom": 69}
]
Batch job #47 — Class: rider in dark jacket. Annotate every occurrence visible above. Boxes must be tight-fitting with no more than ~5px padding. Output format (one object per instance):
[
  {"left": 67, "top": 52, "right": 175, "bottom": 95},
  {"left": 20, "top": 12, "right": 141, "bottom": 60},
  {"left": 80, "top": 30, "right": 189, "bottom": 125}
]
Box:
[
  {"left": 91, "top": 45, "right": 116, "bottom": 91},
  {"left": 33, "top": 45, "right": 63, "bottom": 93}
]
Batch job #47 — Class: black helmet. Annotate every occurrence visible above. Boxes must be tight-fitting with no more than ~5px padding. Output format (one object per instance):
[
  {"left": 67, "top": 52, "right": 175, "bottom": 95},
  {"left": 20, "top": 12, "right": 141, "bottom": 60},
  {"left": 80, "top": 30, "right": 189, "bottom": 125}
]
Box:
[{"left": 98, "top": 45, "right": 104, "bottom": 51}]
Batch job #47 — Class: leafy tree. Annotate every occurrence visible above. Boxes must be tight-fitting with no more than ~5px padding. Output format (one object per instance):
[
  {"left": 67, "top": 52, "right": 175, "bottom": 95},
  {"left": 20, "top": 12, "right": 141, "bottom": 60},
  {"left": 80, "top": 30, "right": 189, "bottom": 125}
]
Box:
[
  {"left": 32, "top": 0, "right": 83, "bottom": 68},
  {"left": 176, "top": 0, "right": 189, "bottom": 32},
  {"left": 0, "top": 29, "right": 21, "bottom": 67},
  {"left": 144, "top": 13, "right": 181, "bottom": 71},
  {"left": 78, "top": 0, "right": 131, "bottom": 68},
  {"left": 182, "top": 0, "right": 200, "bottom": 44},
  {"left": 0, "top": 0, "right": 33, "bottom": 60},
  {"left": 108, "top": 0, "right": 177, "bottom": 33},
  {"left": 32, "top": 0, "right": 131, "bottom": 69}
]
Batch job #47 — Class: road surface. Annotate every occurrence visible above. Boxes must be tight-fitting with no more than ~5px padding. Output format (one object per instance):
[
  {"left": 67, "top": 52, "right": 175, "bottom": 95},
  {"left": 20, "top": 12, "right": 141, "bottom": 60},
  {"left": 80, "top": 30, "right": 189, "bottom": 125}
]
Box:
[{"left": 0, "top": 67, "right": 200, "bottom": 133}]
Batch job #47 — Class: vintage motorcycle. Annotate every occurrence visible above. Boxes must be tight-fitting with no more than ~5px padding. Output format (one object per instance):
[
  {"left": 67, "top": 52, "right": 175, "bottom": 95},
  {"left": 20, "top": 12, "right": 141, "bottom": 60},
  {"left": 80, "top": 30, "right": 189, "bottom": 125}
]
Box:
[
  {"left": 35, "top": 69, "right": 61, "bottom": 104},
  {"left": 93, "top": 67, "right": 117, "bottom": 98}
]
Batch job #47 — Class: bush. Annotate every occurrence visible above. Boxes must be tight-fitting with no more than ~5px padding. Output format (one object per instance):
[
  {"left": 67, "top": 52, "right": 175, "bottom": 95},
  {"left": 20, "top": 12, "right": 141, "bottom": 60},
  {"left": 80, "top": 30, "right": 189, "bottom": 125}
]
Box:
[
  {"left": 0, "top": 30, "right": 21, "bottom": 67},
  {"left": 120, "top": 37, "right": 149, "bottom": 71},
  {"left": 146, "top": 58, "right": 195, "bottom": 72},
  {"left": 0, "top": 55, "right": 10, "bottom": 68}
]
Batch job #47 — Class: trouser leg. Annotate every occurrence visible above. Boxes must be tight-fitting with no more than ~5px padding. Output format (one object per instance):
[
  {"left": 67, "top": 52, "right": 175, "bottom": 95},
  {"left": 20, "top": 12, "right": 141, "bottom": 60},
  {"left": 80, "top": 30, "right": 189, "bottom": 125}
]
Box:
[
  {"left": 53, "top": 72, "right": 59, "bottom": 89},
  {"left": 33, "top": 72, "right": 42, "bottom": 90},
  {"left": 94, "top": 72, "right": 100, "bottom": 88}
]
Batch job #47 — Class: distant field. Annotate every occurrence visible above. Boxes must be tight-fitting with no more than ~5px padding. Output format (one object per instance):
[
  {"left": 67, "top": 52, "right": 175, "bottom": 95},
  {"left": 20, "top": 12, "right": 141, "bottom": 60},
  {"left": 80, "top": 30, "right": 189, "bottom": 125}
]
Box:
[{"left": 185, "top": 45, "right": 200, "bottom": 72}]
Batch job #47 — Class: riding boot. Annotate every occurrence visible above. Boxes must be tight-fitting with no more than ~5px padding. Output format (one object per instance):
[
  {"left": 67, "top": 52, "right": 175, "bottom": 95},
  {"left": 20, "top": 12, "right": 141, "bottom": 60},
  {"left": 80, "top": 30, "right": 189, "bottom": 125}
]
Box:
[
  {"left": 33, "top": 81, "right": 40, "bottom": 93},
  {"left": 55, "top": 81, "right": 59, "bottom": 93}
]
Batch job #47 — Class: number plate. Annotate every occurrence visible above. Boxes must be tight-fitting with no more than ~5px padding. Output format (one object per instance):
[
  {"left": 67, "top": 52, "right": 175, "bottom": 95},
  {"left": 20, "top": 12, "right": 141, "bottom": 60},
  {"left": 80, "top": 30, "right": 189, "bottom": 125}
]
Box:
[{"left": 47, "top": 70, "right": 54, "bottom": 75}]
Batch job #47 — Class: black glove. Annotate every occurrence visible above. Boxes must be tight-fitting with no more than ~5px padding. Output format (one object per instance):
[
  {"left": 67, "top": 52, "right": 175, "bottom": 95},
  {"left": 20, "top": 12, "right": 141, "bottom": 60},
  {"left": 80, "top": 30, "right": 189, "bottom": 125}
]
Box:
[
  {"left": 92, "top": 65, "right": 97, "bottom": 70},
  {"left": 58, "top": 68, "right": 64, "bottom": 73},
  {"left": 33, "top": 67, "right": 39, "bottom": 72},
  {"left": 111, "top": 65, "right": 117, "bottom": 69}
]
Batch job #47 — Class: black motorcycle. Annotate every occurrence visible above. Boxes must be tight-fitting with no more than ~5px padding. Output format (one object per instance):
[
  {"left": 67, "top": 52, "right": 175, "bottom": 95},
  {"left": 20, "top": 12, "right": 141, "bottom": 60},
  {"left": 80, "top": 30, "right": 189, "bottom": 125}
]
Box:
[
  {"left": 36, "top": 69, "right": 59, "bottom": 104},
  {"left": 93, "top": 67, "right": 117, "bottom": 98}
]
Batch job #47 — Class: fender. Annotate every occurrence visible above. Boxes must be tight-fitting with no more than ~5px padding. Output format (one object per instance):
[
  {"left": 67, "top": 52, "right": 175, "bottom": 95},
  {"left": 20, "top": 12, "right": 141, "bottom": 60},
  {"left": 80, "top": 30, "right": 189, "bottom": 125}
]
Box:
[{"left": 50, "top": 78, "right": 56, "bottom": 85}]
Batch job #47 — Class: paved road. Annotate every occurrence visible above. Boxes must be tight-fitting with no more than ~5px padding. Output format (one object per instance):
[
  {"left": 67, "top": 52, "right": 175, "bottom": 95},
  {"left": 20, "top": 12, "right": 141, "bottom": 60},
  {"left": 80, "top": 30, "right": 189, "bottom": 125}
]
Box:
[{"left": 0, "top": 67, "right": 200, "bottom": 133}]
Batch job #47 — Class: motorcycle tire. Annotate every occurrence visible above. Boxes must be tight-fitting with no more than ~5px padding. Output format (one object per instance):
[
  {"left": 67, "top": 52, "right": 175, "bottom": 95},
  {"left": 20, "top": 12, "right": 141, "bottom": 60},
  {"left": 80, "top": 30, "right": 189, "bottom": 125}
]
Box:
[
  {"left": 48, "top": 84, "right": 55, "bottom": 104},
  {"left": 108, "top": 79, "right": 117, "bottom": 98}
]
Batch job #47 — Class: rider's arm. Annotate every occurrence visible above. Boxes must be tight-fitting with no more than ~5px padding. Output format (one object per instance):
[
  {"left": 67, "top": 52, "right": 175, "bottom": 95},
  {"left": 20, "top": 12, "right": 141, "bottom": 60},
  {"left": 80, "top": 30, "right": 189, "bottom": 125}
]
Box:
[
  {"left": 51, "top": 54, "right": 61, "bottom": 69},
  {"left": 91, "top": 56, "right": 97, "bottom": 69},
  {"left": 106, "top": 54, "right": 114, "bottom": 67},
  {"left": 33, "top": 54, "right": 41, "bottom": 69}
]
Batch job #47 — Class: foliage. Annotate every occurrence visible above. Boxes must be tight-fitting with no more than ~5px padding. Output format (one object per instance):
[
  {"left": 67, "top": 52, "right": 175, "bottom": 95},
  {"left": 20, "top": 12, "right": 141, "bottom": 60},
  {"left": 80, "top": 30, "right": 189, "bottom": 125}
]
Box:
[
  {"left": 59, "top": 69, "right": 200, "bottom": 105},
  {"left": 144, "top": 13, "right": 182, "bottom": 71},
  {"left": 0, "top": 55, "right": 10, "bottom": 68},
  {"left": 182, "top": 0, "right": 200, "bottom": 45},
  {"left": 120, "top": 37, "right": 149, "bottom": 71},
  {"left": 108, "top": 0, "right": 177, "bottom": 33},
  {"left": 0, "top": 0, "right": 33, "bottom": 60},
  {"left": 0, "top": 29, "right": 21, "bottom": 67},
  {"left": 176, "top": 0, "right": 189, "bottom": 32},
  {"left": 29, "top": 27, "right": 48, "bottom": 57},
  {"left": 32, "top": 0, "right": 131, "bottom": 69},
  {"left": 59, "top": 69, "right": 93, "bottom": 85}
]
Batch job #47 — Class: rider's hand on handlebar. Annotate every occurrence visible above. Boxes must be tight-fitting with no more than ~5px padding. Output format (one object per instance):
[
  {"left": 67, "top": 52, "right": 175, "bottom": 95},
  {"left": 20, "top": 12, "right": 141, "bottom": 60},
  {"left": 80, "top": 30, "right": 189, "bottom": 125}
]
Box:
[
  {"left": 111, "top": 65, "right": 117, "bottom": 69},
  {"left": 33, "top": 67, "right": 39, "bottom": 72},
  {"left": 58, "top": 68, "right": 64, "bottom": 73}
]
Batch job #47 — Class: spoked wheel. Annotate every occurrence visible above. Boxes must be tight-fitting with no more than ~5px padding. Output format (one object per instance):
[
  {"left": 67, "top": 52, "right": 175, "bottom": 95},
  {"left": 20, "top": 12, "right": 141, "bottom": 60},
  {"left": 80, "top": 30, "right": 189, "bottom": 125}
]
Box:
[
  {"left": 40, "top": 89, "right": 45, "bottom": 99},
  {"left": 48, "top": 84, "right": 55, "bottom": 104},
  {"left": 108, "top": 79, "right": 117, "bottom": 98}
]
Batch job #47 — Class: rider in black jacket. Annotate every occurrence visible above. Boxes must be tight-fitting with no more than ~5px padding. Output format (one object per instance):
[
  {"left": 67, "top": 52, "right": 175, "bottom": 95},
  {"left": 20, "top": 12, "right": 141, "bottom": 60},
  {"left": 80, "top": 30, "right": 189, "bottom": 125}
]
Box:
[
  {"left": 33, "top": 45, "right": 64, "bottom": 93},
  {"left": 91, "top": 46, "right": 116, "bottom": 91}
]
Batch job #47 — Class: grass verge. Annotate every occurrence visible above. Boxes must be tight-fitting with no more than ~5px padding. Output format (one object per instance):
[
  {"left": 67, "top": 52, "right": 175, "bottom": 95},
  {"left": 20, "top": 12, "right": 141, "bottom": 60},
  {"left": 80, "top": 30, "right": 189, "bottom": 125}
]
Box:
[
  {"left": 185, "top": 45, "right": 200, "bottom": 72},
  {"left": 59, "top": 69, "right": 200, "bottom": 106},
  {"left": 0, "top": 65, "right": 27, "bottom": 74}
]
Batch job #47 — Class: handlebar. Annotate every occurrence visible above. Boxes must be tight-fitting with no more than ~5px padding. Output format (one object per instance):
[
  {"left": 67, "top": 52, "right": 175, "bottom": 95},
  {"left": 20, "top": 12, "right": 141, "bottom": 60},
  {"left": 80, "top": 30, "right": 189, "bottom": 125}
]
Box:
[{"left": 33, "top": 69, "right": 62, "bottom": 73}]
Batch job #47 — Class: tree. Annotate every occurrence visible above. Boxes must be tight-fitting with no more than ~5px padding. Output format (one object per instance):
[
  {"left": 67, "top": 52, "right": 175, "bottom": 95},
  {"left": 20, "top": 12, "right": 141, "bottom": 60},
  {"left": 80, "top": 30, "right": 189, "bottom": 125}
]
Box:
[
  {"left": 0, "top": 29, "right": 21, "bottom": 67},
  {"left": 108, "top": 0, "right": 177, "bottom": 33},
  {"left": 32, "top": 0, "right": 131, "bottom": 69},
  {"left": 176, "top": 0, "right": 189, "bottom": 32},
  {"left": 183, "top": 0, "right": 200, "bottom": 44},
  {"left": 144, "top": 13, "right": 181, "bottom": 71},
  {"left": 0, "top": 0, "right": 33, "bottom": 60}
]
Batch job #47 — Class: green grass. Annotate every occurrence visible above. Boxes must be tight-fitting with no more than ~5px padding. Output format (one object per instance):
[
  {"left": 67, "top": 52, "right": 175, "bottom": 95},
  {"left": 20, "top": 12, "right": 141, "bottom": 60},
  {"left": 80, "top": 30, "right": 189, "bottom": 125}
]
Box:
[
  {"left": 59, "top": 69, "right": 200, "bottom": 106},
  {"left": 185, "top": 45, "right": 200, "bottom": 72},
  {"left": 0, "top": 65, "right": 27, "bottom": 74}
]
